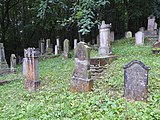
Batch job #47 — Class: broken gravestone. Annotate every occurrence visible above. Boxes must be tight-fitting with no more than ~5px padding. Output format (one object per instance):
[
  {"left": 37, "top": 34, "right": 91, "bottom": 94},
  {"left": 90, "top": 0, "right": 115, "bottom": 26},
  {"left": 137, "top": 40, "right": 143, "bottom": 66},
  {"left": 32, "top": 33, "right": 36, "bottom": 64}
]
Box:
[
  {"left": 70, "top": 42, "right": 93, "bottom": 92},
  {"left": 10, "top": 54, "right": 16, "bottom": 73},
  {"left": 123, "top": 60, "right": 150, "bottom": 101},
  {"left": 23, "top": 48, "right": 40, "bottom": 91}
]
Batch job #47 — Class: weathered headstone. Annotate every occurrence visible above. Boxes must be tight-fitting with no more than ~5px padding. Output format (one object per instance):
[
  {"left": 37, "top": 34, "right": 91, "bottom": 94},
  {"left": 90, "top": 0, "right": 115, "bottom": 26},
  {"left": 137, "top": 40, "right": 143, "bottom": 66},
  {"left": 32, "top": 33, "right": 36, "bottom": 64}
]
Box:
[
  {"left": 40, "top": 42, "right": 45, "bottom": 55},
  {"left": 46, "top": 39, "right": 52, "bottom": 52},
  {"left": 99, "top": 21, "right": 111, "bottom": 56},
  {"left": 55, "top": 45, "right": 58, "bottom": 55},
  {"left": 135, "top": 31, "right": 144, "bottom": 45},
  {"left": 125, "top": 31, "right": 132, "bottom": 38},
  {"left": 63, "top": 39, "right": 69, "bottom": 58},
  {"left": 74, "top": 39, "right": 78, "bottom": 49},
  {"left": 152, "top": 42, "right": 160, "bottom": 54},
  {"left": 123, "top": 60, "right": 150, "bottom": 101},
  {"left": 147, "top": 15, "right": 155, "bottom": 31},
  {"left": 70, "top": 42, "right": 93, "bottom": 92},
  {"left": 10, "top": 54, "right": 16, "bottom": 73},
  {"left": 0, "top": 43, "right": 9, "bottom": 74},
  {"left": 154, "top": 22, "right": 157, "bottom": 30},
  {"left": 110, "top": 31, "right": 115, "bottom": 42},
  {"left": 56, "top": 37, "right": 60, "bottom": 50},
  {"left": 23, "top": 48, "right": 40, "bottom": 91}
]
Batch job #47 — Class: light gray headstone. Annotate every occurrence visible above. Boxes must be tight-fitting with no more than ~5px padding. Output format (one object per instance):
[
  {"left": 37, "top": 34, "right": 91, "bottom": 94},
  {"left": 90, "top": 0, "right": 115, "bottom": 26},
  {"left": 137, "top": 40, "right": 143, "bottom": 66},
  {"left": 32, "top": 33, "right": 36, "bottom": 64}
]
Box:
[
  {"left": 10, "top": 54, "right": 16, "bottom": 72},
  {"left": 135, "top": 31, "right": 144, "bottom": 45},
  {"left": 158, "top": 28, "right": 160, "bottom": 42},
  {"left": 40, "top": 42, "right": 45, "bottom": 55},
  {"left": 74, "top": 39, "right": 78, "bottom": 49},
  {"left": 55, "top": 45, "right": 58, "bottom": 55}
]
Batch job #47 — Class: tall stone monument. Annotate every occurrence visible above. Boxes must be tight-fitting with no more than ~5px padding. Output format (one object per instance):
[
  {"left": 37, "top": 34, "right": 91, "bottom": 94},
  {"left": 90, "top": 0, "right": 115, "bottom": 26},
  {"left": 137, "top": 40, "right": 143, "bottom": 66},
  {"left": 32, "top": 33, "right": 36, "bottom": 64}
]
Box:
[
  {"left": 63, "top": 39, "right": 69, "bottom": 58},
  {"left": 10, "top": 54, "right": 16, "bottom": 73},
  {"left": 70, "top": 42, "right": 93, "bottom": 92},
  {"left": 123, "top": 60, "right": 150, "bottom": 101},
  {"left": 135, "top": 31, "right": 144, "bottom": 45},
  {"left": 23, "top": 48, "right": 40, "bottom": 91},
  {"left": 99, "top": 21, "right": 111, "bottom": 56},
  {"left": 0, "top": 43, "right": 9, "bottom": 74}
]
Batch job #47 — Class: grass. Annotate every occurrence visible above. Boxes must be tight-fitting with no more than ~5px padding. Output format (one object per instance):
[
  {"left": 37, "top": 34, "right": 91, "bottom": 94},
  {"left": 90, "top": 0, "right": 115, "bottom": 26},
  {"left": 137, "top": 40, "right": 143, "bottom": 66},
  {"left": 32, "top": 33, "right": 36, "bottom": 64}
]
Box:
[{"left": 0, "top": 38, "right": 160, "bottom": 120}]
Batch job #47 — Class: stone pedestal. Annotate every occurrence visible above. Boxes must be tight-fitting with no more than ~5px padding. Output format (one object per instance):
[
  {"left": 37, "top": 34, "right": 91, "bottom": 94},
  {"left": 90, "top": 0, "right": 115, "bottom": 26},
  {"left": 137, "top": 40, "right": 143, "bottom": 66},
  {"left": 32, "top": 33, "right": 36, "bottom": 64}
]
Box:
[
  {"left": 70, "top": 42, "right": 93, "bottom": 92},
  {"left": 23, "top": 48, "right": 40, "bottom": 91},
  {"left": 99, "top": 21, "right": 111, "bottom": 56}
]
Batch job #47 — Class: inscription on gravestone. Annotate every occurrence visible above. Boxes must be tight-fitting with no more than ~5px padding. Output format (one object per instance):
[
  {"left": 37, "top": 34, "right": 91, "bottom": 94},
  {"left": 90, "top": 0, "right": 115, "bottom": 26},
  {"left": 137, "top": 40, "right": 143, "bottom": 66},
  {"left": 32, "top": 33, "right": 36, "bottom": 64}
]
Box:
[{"left": 123, "top": 60, "right": 150, "bottom": 101}]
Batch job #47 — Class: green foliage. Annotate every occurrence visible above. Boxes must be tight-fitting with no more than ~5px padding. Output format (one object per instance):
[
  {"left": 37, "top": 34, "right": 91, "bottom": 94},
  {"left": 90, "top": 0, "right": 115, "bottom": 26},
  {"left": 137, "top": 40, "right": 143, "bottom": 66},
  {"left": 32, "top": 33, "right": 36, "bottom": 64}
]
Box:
[
  {"left": 64, "top": 0, "right": 109, "bottom": 35},
  {"left": 0, "top": 38, "right": 160, "bottom": 119}
]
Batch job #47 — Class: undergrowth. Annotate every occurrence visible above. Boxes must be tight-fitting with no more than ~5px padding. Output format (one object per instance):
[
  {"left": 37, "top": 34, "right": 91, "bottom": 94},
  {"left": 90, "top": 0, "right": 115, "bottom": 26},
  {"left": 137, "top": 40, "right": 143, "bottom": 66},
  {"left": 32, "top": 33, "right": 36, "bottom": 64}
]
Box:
[{"left": 0, "top": 38, "right": 159, "bottom": 120}]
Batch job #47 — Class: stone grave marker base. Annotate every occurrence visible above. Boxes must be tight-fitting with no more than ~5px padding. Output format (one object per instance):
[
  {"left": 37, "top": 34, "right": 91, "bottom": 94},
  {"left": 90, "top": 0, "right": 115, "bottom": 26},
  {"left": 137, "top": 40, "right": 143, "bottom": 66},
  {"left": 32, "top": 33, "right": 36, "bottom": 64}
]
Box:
[
  {"left": 24, "top": 80, "right": 40, "bottom": 91},
  {"left": 70, "top": 78, "right": 93, "bottom": 92}
]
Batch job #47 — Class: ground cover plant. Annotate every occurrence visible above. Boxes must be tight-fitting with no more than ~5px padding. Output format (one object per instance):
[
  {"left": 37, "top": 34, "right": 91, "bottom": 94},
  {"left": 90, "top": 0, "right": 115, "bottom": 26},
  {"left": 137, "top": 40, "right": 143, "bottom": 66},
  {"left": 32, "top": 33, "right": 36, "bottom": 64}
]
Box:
[{"left": 0, "top": 38, "right": 160, "bottom": 120}]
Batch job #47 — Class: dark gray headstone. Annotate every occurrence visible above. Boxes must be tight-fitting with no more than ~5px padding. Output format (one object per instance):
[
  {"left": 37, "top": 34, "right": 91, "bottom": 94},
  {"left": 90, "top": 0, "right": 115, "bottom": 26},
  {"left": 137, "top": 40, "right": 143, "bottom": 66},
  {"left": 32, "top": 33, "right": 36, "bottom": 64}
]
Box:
[{"left": 123, "top": 60, "right": 150, "bottom": 101}]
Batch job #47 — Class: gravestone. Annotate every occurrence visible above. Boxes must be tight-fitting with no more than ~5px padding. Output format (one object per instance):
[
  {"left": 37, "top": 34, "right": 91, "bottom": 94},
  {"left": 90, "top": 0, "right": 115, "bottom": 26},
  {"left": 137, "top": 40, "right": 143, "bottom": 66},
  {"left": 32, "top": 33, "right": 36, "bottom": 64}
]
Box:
[
  {"left": 152, "top": 42, "right": 160, "bottom": 54},
  {"left": 10, "top": 54, "right": 16, "bottom": 73},
  {"left": 23, "top": 48, "right": 40, "bottom": 91},
  {"left": 56, "top": 37, "right": 60, "bottom": 50},
  {"left": 55, "top": 45, "right": 58, "bottom": 55},
  {"left": 123, "top": 60, "right": 150, "bottom": 101},
  {"left": 99, "top": 21, "right": 111, "bottom": 56},
  {"left": 125, "top": 31, "right": 132, "bottom": 38},
  {"left": 147, "top": 15, "right": 155, "bottom": 31},
  {"left": 40, "top": 42, "right": 45, "bottom": 55},
  {"left": 70, "top": 42, "right": 93, "bottom": 92},
  {"left": 158, "top": 28, "right": 160, "bottom": 42},
  {"left": 110, "top": 31, "right": 115, "bottom": 42},
  {"left": 46, "top": 39, "right": 52, "bottom": 52},
  {"left": 0, "top": 43, "right": 9, "bottom": 74},
  {"left": 135, "top": 31, "right": 144, "bottom": 45},
  {"left": 63, "top": 39, "right": 69, "bottom": 58},
  {"left": 74, "top": 39, "right": 78, "bottom": 49}
]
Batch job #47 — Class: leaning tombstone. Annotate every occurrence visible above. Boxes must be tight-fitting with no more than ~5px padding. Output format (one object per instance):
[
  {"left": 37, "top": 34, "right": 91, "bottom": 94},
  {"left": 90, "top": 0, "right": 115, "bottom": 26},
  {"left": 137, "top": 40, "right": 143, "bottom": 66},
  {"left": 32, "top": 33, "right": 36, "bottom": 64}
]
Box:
[
  {"left": 0, "top": 43, "right": 9, "bottom": 74},
  {"left": 70, "top": 42, "right": 93, "bottom": 92},
  {"left": 123, "top": 60, "right": 150, "bottom": 101},
  {"left": 135, "top": 31, "right": 144, "bottom": 45},
  {"left": 125, "top": 31, "right": 132, "bottom": 38},
  {"left": 99, "top": 21, "right": 111, "bottom": 56},
  {"left": 62, "top": 39, "right": 69, "bottom": 59},
  {"left": 10, "top": 54, "right": 16, "bottom": 73},
  {"left": 23, "top": 48, "right": 40, "bottom": 91}
]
